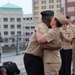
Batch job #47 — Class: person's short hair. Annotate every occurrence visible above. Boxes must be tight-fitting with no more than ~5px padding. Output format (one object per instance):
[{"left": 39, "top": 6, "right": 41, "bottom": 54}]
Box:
[
  {"left": 54, "top": 18, "right": 62, "bottom": 27},
  {"left": 3, "top": 61, "right": 20, "bottom": 75},
  {"left": 66, "top": 16, "right": 70, "bottom": 19},
  {"left": 0, "top": 66, "right": 6, "bottom": 74},
  {"left": 73, "top": 19, "right": 75, "bottom": 23}
]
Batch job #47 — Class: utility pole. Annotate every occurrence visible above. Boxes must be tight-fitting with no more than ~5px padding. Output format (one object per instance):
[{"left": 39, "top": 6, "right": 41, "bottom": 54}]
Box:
[
  {"left": 16, "top": 33, "right": 20, "bottom": 55},
  {"left": 0, "top": 35, "right": 3, "bottom": 62}
]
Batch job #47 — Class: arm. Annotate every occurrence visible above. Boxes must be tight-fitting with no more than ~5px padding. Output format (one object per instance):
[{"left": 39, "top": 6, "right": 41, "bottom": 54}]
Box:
[
  {"left": 64, "top": 31, "right": 73, "bottom": 42},
  {"left": 64, "top": 38, "right": 72, "bottom": 42},
  {"left": 35, "top": 27, "right": 47, "bottom": 43},
  {"left": 40, "top": 43, "right": 61, "bottom": 50}
]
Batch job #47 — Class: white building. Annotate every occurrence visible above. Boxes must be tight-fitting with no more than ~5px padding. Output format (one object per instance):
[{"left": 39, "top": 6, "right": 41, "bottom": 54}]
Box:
[
  {"left": 23, "top": 14, "right": 38, "bottom": 46},
  {"left": 0, "top": 3, "right": 38, "bottom": 47}
]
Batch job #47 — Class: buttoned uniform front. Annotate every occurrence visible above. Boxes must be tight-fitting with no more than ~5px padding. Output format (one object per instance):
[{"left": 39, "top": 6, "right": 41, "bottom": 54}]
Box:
[
  {"left": 26, "top": 22, "right": 49, "bottom": 57},
  {"left": 60, "top": 28, "right": 73, "bottom": 50},
  {"left": 23, "top": 10, "right": 54, "bottom": 75},
  {"left": 24, "top": 22, "right": 49, "bottom": 75},
  {"left": 59, "top": 27, "right": 73, "bottom": 75},
  {"left": 40, "top": 12, "right": 68, "bottom": 75},
  {"left": 43, "top": 28, "right": 61, "bottom": 75},
  {"left": 68, "top": 24, "right": 75, "bottom": 75}
]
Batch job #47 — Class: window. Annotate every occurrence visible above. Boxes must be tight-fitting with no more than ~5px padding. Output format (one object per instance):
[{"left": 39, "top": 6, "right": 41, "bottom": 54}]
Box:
[
  {"left": 30, "top": 18, "right": 32, "bottom": 20},
  {"left": 17, "top": 25, "right": 21, "bottom": 28},
  {"left": 49, "top": 5, "right": 51, "bottom": 9},
  {"left": 34, "top": 6, "right": 36, "bottom": 10},
  {"left": 36, "top": 1, "right": 39, "bottom": 4},
  {"left": 71, "top": 16, "right": 74, "bottom": 20},
  {"left": 67, "top": 7, "right": 74, "bottom": 12},
  {"left": 10, "top": 25, "right": 15, "bottom": 28},
  {"left": 26, "top": 18, "right": 29, "bottom": 20},
  {"left": 17, "top": 18, "right": 21, "bottom": 22},
  {"left": 34, "top": 1, "right": 36, "bottom": 4},
  {"left": 57, "top": 0, "right": 60, "bottom": 2},
  {"left": 41, "top": 1, "right": 43, "bottom": 4},
  {"left": 49, "top": 0, "right": 54, "bottom": 3},
  {"left": 31, "top": 32, "right": 33, "bottom": 34},
  {"left": 12, "top": 38, "right": 15, "bottom": 42},
  {"left": 34, "top": 12, "right": 36, "bottom": 15},
  {"left": 42, "top": 6, "right": 43, "bottom": 9},
  {"left": 10, "top": 18, "right": 15, "bottom": 22},
  {"left": 4, "top": 45, "right": 8, "bottom": 47},
  {"left": 11, "top": 31, "right": 15, "bottom": 35},
  {"left": 4, "top": 31, "right": 8, "bottom": 35},
  {"left": 23, "top": 18, "right": 25, "bottom": 20},
  {"left": 26, "top": 32, "right": 30, "bottom": 36},
  {"left": 4, "top": 38, "right": 8, "bottom": 42},
  {"left": 4, "top": 24, "right": 8, "bottom": 28},
  {"left": 25, "top": 26, "right": 30, "bottom": 29},
  {"left": 19, "top": 38, "right": 21, "bottom": 41},
  {"left": 36, "top": 6, "right": 39, "bottom": 10},
  {"left": 17, "top": 31, "right": 21, "bottom": 35},
  {"left": 42, "top": 6, "right": 46, "bottom": 9},
  {"left": 49, "top": 5, "right": 54, "bottom": 9},
  {"left": 3, "top": 18, "right": 8, "bottom": 22},
  {"left": 57, "top": 4, "right": 60, "bottom": 8},
  {"left": 44, "top": 6, "right": 46, "bottom": 9},
  {"left": 11, "top": 44, "right": 15, "bottom": 46},
  {"left": 44, "top": 1, "right": 46, "bottom": 4},
  {"left": 67, "top": 0, "right": 75, "bottom": 2},
  {"left": 41, "top": 0, "right": 46, "bottom": 4},
  {"left": 31, "top": 26, "right": 35, "bottom": 29},
  {"left": 26, "top": 38, "right": 29, "bottom": 41},
  {"left": 52, "top": 5, "right": 54, "bottom": 8}
]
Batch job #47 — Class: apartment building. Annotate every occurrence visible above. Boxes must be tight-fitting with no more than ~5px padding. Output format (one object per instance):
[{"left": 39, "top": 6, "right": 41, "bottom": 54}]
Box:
[
  {"left": 0, "top": 3, "right": 23, "bottom": 47},
  {"left": 65, "top": 0, "right": 75, "bottom": 20},
  {"left": 23, "top": 14, "right": 38, "bottom": 46},
  {"left": 0, "top": 3, "right": 38, "bottom": 47},
  {"left": 32, "top": 0, "right": 61, "bottom": 22}
]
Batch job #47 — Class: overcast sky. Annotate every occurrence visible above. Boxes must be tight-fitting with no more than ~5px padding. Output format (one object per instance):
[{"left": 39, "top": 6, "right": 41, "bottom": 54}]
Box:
[{"left": 0, "top": 0, "right": 32, "bottom": 14}]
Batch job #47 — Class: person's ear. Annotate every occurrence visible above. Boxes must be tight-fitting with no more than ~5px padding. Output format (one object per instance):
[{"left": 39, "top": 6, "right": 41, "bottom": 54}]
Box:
[{"left": 54, "top": 20, "right": 57, "bottom": 25}]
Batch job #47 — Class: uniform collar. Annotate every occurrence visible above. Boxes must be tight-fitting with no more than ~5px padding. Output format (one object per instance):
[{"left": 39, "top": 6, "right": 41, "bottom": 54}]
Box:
[{"left": 41, "top": 22, "right": 49, "bottom": 29}]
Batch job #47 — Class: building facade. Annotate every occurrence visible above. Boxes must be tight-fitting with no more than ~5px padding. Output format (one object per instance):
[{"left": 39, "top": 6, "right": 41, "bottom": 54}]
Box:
[
  {"left": 65, "top": 0, "right": 75, "bottom": 20},
  {"left": 23, "top": 14, "right": 38, "bottom": 46},
  {"left": 0, "top": 3, "right": 23, "bottom": 46},
  {"left": 0, "top": 3, "right": 38, "bottom": 47},
  {"left": 32, "top": 0, "right": 61, "bottom": 22}
]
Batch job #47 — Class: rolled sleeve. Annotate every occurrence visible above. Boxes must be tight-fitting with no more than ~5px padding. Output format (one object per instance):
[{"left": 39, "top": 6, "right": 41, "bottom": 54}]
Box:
[{"left": 43, "top": 29, "right": 55, "bottom": 43}]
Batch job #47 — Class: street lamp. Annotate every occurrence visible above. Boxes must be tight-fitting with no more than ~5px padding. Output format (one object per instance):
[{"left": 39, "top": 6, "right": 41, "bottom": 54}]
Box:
[
  {"left": 0, "top": 35, "right": 3, "bottom": 62},
  {"left": 16, "top": 33, "right": 20, "bottom": 55}
]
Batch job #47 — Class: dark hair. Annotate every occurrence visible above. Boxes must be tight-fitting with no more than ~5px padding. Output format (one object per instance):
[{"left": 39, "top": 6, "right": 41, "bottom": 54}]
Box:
[
  {"left": 42, "top": 16, "right": 53, "bottom": 20},
  {"left": 66, "top": 16, "right": 70, "bottom": 19},
  {"left": 54, "top": 18, "right": 62, "bottom": 27},
  {"left": 0, "top": 66, "right": 5, "bottom": 74},
  {"left": 73, "top": 19, "right": 75, "bottom": 23}
]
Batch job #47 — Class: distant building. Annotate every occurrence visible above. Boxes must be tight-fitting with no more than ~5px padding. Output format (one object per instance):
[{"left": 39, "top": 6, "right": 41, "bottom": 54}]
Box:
[
  {"left": 32, "top": 0, "right": 61, "bottom": 22},
  {"left": 65, "top": 0, "right": 75, "bottom": 20},
  {"left": 0, "top": 3, "right": 38, "bottom": 47},
  {"left": 0, "top": 3, "right": 23, "bottom": 46},
  {"left": 23, "top": 14, "right": 38, "bottom": 46}
]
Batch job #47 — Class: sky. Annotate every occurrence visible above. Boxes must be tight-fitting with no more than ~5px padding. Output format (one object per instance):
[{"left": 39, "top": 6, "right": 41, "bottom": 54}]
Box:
[{"left": 0, "top": 0, "right": 32, "bottom": 14}]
